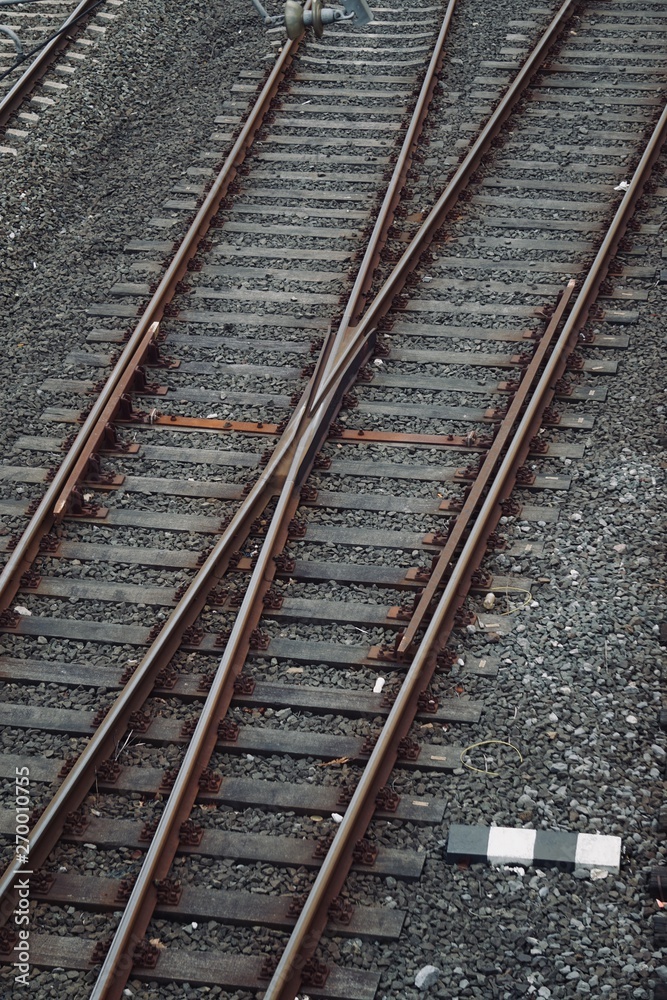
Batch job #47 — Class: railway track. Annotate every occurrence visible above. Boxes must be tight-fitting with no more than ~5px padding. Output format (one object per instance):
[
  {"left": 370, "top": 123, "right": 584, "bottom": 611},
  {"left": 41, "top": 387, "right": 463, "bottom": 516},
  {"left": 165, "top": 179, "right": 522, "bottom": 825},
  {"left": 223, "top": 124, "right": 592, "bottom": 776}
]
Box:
[
  {"left": 0, "top": 0, "right": 120, "bottom": 139},
  {"left": 0, "top": 0, "right": 666, "bottom": 997}
]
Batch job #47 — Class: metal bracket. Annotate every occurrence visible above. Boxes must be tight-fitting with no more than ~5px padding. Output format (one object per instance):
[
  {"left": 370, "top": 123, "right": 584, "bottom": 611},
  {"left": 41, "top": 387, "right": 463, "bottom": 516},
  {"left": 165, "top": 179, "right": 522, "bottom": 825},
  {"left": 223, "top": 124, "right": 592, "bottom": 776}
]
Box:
[
  {"left": 337, "top": 0, "right": 373, "bottom": 25},
  {"left": 249, "top": 0, "right": 372, "bottom": 34}
]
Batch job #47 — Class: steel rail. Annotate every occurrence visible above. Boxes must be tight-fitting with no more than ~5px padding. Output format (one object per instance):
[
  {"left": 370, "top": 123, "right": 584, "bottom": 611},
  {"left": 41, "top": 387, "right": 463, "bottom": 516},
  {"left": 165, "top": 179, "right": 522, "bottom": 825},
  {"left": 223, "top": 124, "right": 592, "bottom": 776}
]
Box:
[
  {"left": 88, "top": 426, "right": 310, "bottom": 1000},
  {"left": 90, "top": 7, "right": 456, "bottom": 988},
  {"left": 307, "top": 0, "right": 581, "bottom": 418},
  {"left": 297, "top": 0, "right": 458, "bottom": 431},
  {"left": 0, "top": 0, "right": 449, "bottom": 617},
  {"left": 327, "top": 0, "right": 457, "bottom": 338},
  {"left": 0, "top": 0, "right": 648, "bottom": 984},
  {"left": 302, "top": 0, "right": 458, "bottom": 437},
  {"left": 0, "top": 26, "right": 306, "bottom": 929},
  {"left": 0, "top": 316, "right": 162, "bottom": 614},
  {"left": 96, "top": 347, "right": 372, "bottom": 996},
  {"left": 397, "top": 280, "right": 577, "bottom": 652},
  {"left": 252, "top": 1, "right": 580, "bottom": 983},
  {"left": 307, "top": 0, "right": 457, "bottom": 395},
  {"left": 33, "top": 35, "right": 665, "bottom": 1000},
  {"left": 90, "top": 322, "right": 367, "bottom": 1000},
  {"left": 0, "top": 0, "right": 101, "bottom": 127},
  {"left": 399, "top": 104, "right": 667, "bottom": 652},
  {"left": 52, "top": 325, "right": 166, "bottom": 520},
  {"left": 0, "top": 446, "right": 289, "bottom": 917},
  {"left": 19, "top": 29, "right": 664, "bottom": 996},
  {"left": 88, "top": 10, "right": 459, "bottom": 992},
  {"left": 263, "top": 100, "right": 667, "bottom": 1000},
  {"left": 258, "top": 282, "right": 573, "bottom": 1000},
  {"left": 0, "top": 30, "right": 299, "bottom": 615}
]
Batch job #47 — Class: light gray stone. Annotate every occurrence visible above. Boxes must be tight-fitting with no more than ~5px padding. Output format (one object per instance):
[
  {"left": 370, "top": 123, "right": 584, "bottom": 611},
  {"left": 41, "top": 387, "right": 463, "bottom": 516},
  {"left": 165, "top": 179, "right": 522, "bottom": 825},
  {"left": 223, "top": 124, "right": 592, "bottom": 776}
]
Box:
[{"left": 415, "top": 965, "right": 440, "bottom": 991}]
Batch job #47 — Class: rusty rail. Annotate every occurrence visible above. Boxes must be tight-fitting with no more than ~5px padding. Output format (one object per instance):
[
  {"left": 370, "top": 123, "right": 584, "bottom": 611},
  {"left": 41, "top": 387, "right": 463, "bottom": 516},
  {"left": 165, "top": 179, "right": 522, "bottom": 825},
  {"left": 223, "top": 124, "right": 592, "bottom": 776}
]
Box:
[
  {"left": 260, "top": 49, "right": 667, "bottom": 1000},
  {"left": 0, "top": 23, "right": 307, "bottom": 947},
  {"left": 0, "top": 443, "right": 289, "bottom": 919},
  {"left": 1, "top": 0, "right": 660, "bottom": 993},
  {"left": 86, "top": 7, "right": 457, "bottom": 994},
  {"left": 85, "top": 2, "right": 586, "bottom": 994},
  {"left": 0, "top": 0, "right": 103, "bottom": 128},
  {"left": 0, "top": 31, "right": 299, "bottom": 615},
  {"left": 308, "top": 0, "right": 581, "bottom": 417},
  {"left": 288, "top": 0, "right": 459, "bottom": 441},
  {"left": 398, "top": 108, "right": 667, "bottom": 651},
  {"left": 329, "top": 0, "right": 457, "bottom": 334},
  {"left": 397, "top": 281, "right": 576, "bottom": 650}
]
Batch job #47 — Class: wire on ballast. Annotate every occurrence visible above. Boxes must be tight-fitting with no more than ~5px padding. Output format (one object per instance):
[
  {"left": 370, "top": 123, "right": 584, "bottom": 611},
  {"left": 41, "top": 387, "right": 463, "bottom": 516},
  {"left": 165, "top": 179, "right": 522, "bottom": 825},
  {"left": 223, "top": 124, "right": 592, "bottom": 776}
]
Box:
[
  {"left": 498, "top": 586, "right": 533, "bottom": 616},
  {"left": 459, "top": 739, "right": 524, "bottom": 777}
]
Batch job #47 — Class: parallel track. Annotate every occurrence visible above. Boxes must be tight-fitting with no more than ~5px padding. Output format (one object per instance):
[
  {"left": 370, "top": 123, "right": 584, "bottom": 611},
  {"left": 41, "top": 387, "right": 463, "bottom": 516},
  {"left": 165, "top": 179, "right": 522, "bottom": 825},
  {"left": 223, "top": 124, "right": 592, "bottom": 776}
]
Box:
[
  {"left": 0, "top": 0, "right": 112, "bottom": 130},
  {"left": 0, "top": 1, "right": 665, "bottom": 997}
]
